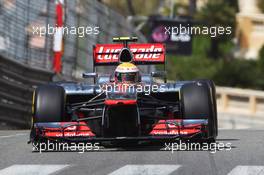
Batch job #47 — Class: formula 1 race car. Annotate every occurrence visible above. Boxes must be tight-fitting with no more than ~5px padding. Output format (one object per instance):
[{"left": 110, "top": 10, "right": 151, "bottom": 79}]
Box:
[{"left": 30, "top": 37, "right": 218, "bottom": 146}]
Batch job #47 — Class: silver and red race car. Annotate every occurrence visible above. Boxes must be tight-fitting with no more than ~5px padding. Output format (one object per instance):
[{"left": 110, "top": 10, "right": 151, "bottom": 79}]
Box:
[{"left": 29, "top": 37, "right": 218, "bottom": 146}]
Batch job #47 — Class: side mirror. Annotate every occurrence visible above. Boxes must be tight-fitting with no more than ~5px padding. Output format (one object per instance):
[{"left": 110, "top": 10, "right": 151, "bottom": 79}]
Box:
[
  {"left": 151, "top": 71, "right": 166, "bottom": 78},
  {"left": 82, "top": 72, "right": 97, "bottom": 78}
]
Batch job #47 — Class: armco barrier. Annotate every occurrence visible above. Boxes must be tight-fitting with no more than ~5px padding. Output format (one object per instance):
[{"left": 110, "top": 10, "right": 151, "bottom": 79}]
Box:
[{"left": 0, "top": 56, "right": 53, "bottom": 128}]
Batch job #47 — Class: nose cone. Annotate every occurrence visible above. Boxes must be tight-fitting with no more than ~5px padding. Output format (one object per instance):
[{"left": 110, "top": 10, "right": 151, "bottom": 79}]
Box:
[
  {"left": 104, "top": 99, "right": 137, "bottom": 106},
  {"left": 105, "top": 88, "right": 137, "bottom": 106}
]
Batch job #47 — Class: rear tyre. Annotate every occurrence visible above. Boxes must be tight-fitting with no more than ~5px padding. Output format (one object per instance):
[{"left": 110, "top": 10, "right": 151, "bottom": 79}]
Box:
[
  {"left": 33, "top": 85, "right": 65, "bottom": 123},
  {"left": 181, "top": 80, "right": 217, "bottom": 141}
]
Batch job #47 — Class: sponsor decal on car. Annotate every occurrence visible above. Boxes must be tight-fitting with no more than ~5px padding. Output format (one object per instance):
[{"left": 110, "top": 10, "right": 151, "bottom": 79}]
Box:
[{"left": 93, "top": 43, "right": 165, "bottom": 64}]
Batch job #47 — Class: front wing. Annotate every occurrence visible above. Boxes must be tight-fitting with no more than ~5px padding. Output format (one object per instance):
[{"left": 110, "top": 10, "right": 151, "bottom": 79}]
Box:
[{"left": 30, "top": 119, "right": 209, "bottom": 143}]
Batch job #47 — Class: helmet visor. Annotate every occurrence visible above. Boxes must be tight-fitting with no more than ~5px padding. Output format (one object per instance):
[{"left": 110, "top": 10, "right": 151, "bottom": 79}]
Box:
[{"left": 115, "top": 72, "right": 139, "bottom": 83}]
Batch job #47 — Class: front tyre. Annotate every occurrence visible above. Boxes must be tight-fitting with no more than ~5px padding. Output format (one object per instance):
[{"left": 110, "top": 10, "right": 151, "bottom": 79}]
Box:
[
  {"left": 181, "top": 80, "right": 218, "bottom": 142},
  {"left": 33, "top": 85, "right": 65, "bottom": 123}
]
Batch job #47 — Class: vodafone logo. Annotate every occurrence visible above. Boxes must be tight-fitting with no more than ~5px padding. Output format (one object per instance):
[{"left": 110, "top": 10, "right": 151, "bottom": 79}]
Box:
[{"left": 96, "top": 44, "right": 164, "bottom": 61}]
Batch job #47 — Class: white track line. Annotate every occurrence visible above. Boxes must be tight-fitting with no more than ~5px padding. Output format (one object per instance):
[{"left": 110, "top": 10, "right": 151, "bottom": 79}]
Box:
[
  {"left": 228, "top": 166, "right": 264, "bottom": 175},
  {"left": 0, "top": 164, "right": 69, "bottom": 175},
  {"left": 108, "top": 165, "right": 181, "bottom": 175},
  {"left": 0, "top": 133, "right": 27, "bottom": 138}
]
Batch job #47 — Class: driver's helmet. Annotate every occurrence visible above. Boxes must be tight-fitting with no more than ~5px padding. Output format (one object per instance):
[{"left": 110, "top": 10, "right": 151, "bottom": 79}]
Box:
[{"left": 114, "top": 63, "right": 140, "bottom": 83}]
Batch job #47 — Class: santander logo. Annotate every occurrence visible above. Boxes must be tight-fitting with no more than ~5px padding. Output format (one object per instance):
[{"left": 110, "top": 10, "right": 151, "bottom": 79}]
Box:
[{"left": 96, "top": 44, "right": 164, "bottom": 61}]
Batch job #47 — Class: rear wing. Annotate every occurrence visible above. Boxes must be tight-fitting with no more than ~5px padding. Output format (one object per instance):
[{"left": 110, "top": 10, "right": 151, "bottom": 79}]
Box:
[{"left": 93, "top": 43, "right": 166, "bottom": 66}]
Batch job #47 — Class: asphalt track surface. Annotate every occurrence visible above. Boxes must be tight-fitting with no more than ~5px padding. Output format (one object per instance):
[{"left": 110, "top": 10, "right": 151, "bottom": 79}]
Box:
[{"left": 0, "top": 130, "right": 264, "bottom": 175}]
